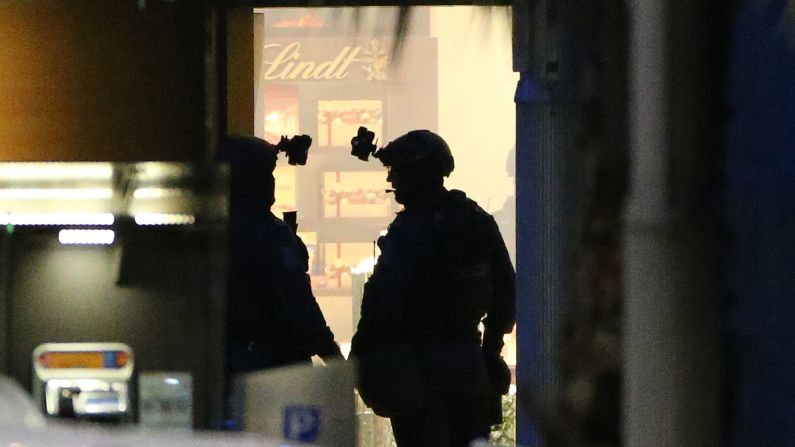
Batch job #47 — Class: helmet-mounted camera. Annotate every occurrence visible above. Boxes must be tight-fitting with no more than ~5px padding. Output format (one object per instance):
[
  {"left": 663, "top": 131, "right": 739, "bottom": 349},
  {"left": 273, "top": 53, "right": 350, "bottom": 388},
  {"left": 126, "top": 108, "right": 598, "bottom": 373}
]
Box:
[
  {"left": 276, "top": 134, "right": 312, "bottom": 166},
  {"left": 349, "top": 127, "right": 454, "bottom": 178},
  {"left": 350, "top": 126, "right": 379, "bottom": 162}
]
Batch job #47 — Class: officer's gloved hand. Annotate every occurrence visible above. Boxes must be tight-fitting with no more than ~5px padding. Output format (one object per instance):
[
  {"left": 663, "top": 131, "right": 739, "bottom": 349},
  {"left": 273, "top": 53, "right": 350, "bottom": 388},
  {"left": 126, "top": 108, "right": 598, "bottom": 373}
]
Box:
[{"left": 484, "top": 352, "right": 511, "bottom": 395}]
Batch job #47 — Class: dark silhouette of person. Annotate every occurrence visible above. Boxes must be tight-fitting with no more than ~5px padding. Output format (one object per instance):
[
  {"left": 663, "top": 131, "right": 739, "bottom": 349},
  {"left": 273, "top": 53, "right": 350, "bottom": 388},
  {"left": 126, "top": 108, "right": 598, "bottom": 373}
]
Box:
[
  {"left": 218, "top": 136, "right": 342, "bottom": 375},
  {"left": 350, "top": 130, "right": 516, "bottom": 447}
]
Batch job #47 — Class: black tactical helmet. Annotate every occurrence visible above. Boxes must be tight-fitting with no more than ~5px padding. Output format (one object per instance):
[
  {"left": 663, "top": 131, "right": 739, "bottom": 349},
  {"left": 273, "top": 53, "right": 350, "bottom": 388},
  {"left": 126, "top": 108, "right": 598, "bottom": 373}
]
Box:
[
  {"left": 216, "top": 136, "right": 279, "bottom": 199},
  {"left": 376, "top": 130, "right": 455, "bottom": 178},
  {"left": 217, "top": 136, "right": 278, "bottom": 172}
]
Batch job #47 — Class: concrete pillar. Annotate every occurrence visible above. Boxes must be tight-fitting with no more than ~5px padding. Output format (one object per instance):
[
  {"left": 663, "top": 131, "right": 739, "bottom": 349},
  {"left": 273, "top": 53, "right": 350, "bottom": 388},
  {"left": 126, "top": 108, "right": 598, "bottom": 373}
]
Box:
[
  {"left": 624, "top": 0, "right": 722, "bottom": 445},
  {"left": 513, "top": 1, "right": 582, "bottom": 444},
  {"left": 624, "top": 1, "right": 675, "bottom": 443}
]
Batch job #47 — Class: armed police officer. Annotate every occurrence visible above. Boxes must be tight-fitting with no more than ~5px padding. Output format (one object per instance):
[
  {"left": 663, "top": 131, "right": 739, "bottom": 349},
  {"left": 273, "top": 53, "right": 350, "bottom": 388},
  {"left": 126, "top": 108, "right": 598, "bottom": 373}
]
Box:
[
  {"left": 218, "top": 136, "right": 342, "bottom": 375},
  {"left": 350, "top": 129, "right": 516, "bottom": 447}
]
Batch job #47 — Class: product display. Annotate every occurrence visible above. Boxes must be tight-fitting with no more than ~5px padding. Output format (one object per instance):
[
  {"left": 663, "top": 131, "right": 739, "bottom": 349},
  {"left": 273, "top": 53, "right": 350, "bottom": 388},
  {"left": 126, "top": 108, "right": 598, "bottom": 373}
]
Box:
[
  {"left": 323, "top": 171, "right": 391, "bottom": 218},
  {"left": 318, "top": 100, "right": 383, "bottom": 148},
  {"left": 262, "top": 85, "right": 300, "bottom": 142},
  {"left": 308, "top": 242, "right": 374, "bottom": 290}
]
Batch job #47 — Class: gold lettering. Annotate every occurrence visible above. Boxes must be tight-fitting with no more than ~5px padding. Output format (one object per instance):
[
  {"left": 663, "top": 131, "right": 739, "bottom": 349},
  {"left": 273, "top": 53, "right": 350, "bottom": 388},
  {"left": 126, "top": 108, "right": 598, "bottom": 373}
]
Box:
[
  {"left": 287, "top": 61, "right": 317, "bottom": 80},
  {"left": 333, "top": 47, "right": 362, "bottom": 79},
  {"left": 263, "top": 43, "right": 301, "bottom": 80},
  {"left": 313, "top": 48, "right": 350, "bottom": 79},
  {"left": 262, "top": 42, "right": 377, "bottom": 81}
]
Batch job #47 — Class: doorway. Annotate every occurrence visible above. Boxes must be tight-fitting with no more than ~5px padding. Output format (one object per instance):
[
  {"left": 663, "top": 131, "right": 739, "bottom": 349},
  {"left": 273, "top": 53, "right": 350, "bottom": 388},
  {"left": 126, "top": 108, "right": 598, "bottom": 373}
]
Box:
[{"left": 250, "top": 5, "right": 517, "bottom": 444}]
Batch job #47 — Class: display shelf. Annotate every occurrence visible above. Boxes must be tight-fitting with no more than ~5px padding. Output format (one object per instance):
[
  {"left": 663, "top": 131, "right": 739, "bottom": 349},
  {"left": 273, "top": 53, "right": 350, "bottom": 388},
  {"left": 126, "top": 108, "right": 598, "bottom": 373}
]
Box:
[
  {"left": 322, "top": 171, "right": 392, "bottom": 219},
  {"left": 313, "top": 288, "right": 354, "bottom": 298},
  {"left": 294, "top": 218, "right": 389, "bottom": 243},
  {"left": 317, "top": 99, "right": 383, "bottom": 148}
]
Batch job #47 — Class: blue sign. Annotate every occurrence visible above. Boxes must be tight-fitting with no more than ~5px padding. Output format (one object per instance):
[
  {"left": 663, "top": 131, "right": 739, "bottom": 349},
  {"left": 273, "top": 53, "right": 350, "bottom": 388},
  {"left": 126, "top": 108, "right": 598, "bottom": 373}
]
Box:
[{"left": 283, "top": 405, "right": 321, "bottom": 443}]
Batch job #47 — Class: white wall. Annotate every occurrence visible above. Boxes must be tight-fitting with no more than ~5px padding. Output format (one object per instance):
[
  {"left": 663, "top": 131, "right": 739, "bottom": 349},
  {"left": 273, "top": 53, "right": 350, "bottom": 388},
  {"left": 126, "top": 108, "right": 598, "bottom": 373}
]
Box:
[{"left": 432, "top": 6, "right": 518, "bottom": 216}]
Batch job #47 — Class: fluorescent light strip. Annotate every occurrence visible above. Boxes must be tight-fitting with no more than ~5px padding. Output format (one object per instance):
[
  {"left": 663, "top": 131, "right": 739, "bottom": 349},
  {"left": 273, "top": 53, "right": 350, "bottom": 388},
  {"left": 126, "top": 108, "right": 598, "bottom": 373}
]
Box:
[
  {"left": 58, "top": 229, "right": 115, "bottom": 245},
  {"left": 0, "top": 163, "right": 113, "bottom": 180},
  {"left": 0, "top": 188, "right": 113, "bottom": 200},
  {"left": 135, "top": 163, "right": 187, "bottom": 181},
  {"left": 134, "top": 213, "right": 195, "bottom": 226},
  {"left": 0, "top": 213, "right": 114, "bottom": 226},
  {"left": 132, "top": 187, "right": 183, "bottom": 199}
]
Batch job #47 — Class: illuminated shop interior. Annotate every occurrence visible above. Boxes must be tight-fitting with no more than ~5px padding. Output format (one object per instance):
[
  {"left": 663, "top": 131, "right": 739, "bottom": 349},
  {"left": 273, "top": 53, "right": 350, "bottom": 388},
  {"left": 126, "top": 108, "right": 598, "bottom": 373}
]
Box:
[{"left": 254, "top": 6, "right": 517, "bottom": 367}]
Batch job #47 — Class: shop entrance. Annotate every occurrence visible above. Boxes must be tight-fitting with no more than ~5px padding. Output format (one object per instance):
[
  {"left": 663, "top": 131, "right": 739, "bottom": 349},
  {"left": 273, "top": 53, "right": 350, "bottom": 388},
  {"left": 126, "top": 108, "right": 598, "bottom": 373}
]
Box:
[{"left": 243, "top": 5, "right": 517, "bottom": 444}]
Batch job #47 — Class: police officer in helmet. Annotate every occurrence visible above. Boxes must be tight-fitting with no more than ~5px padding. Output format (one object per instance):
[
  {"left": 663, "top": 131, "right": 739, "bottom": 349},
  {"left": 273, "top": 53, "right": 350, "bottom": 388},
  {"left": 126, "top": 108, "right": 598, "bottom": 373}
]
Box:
[
  {"left": 218, "top": 135, "right": 342, "bottom": 376},
  {"left": 351, "top": 130, "right": 516, "bottom": 446}
]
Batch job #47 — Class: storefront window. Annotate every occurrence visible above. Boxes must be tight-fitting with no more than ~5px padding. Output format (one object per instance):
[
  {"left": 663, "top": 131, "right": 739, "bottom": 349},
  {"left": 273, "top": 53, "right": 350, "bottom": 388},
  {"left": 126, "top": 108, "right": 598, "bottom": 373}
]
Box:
[
  {"left": 255, "top": 6, "right": 516, "bottom": 442},
  {"left": 272, "top": 166, "right": 296, "bottom": 216},
  {"left": 262, "top": 85, "right": 300, "bottom": 140}
]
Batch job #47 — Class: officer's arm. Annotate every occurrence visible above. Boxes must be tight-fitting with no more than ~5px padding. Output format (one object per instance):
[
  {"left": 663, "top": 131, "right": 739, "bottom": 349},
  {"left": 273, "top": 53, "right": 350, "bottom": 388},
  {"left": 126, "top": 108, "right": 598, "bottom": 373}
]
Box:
[
  {"left": 482, "top": 217, "right": 517, "bottom": 356},
  {"left": 273, "top": 238, "right": 342, "bottom": 361}
]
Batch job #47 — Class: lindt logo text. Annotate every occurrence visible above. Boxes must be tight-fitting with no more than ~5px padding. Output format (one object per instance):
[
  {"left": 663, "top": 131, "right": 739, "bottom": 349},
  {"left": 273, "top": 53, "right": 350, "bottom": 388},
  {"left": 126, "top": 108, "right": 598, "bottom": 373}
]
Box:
[{"left": 262, "top": 41, "right": 387, "bottom": 81}]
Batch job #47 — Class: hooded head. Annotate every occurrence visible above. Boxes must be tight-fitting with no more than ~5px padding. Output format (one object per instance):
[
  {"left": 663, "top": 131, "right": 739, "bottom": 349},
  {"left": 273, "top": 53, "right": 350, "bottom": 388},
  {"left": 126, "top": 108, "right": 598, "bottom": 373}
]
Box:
[{"left": 216, "top": 136, "right": 278, "bottom": 208}]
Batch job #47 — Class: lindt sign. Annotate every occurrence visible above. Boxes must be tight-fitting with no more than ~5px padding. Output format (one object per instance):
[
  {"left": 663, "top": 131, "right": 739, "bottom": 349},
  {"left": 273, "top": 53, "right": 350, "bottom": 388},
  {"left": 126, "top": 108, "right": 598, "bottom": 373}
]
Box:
[{"left": 261, "top": 39, "right": 389, "bottom": 82}]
